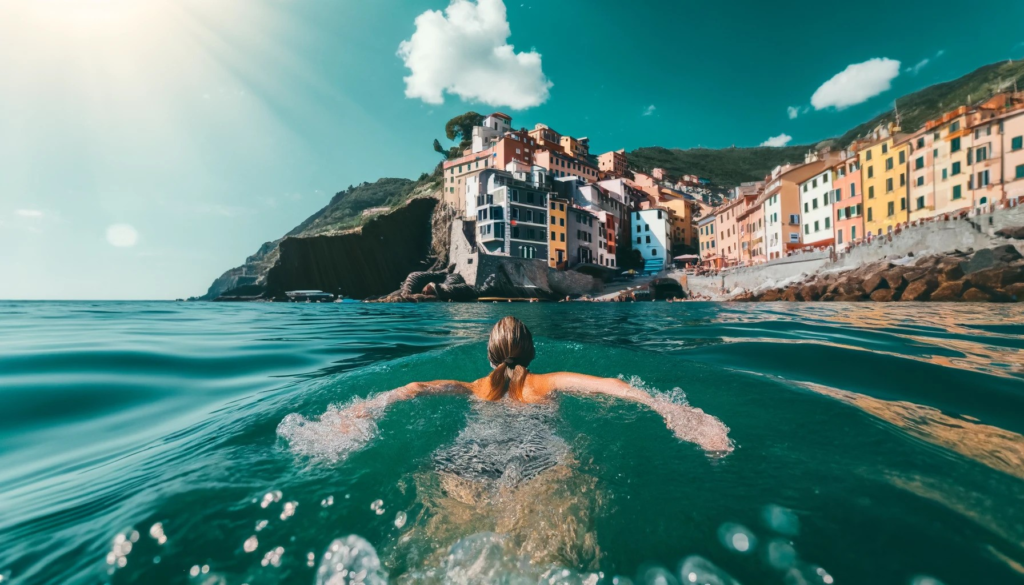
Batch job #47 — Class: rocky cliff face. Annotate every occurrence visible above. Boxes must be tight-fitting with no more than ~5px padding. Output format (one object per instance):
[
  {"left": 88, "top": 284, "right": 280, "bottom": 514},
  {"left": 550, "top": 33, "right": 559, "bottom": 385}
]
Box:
[{"left": 263, "top": 197, "right": 438, "bottom": 299}]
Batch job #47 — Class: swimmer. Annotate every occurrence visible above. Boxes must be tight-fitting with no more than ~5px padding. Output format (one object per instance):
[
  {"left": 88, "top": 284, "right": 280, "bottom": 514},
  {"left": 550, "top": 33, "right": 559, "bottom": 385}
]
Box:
[{"left": 344, "top": 316, "right": 732, "bottom": 453}]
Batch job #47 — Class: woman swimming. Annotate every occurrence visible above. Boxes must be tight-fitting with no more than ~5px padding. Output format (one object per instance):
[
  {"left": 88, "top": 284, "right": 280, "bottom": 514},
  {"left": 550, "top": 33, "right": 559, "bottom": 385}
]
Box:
[{"left": 344, "top": 316, "right": 732, "bottom": 454}]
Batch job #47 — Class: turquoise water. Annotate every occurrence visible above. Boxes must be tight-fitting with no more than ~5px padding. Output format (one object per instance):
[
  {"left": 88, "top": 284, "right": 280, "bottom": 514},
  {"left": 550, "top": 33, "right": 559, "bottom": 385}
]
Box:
[{"left": 1, "top": 301, "right": 1023, "bottom": 584}]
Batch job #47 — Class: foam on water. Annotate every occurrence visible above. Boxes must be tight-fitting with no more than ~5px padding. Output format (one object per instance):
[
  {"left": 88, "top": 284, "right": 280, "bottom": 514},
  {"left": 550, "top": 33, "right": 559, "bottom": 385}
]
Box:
[
  {"left": 619, "top": 376, "right": 734, "bottom": 455},
  {"left": 276, "top": 399, "right": 384, "bottom": 463}
]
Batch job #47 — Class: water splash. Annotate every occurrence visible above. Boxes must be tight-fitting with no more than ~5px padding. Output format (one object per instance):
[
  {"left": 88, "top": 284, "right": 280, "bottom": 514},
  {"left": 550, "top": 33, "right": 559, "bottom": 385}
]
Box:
[
  {"left": 315, "top": 535, "right": 387, "bottom": 585},
  {"left": 717, "top": 523, "right": 756, "bottom": 554},
  {"left": 619, "top": 376, "right": 733, "bottom": 455},
  {"left": 277, "top": 400, "right": 384, "bottom": 463}
]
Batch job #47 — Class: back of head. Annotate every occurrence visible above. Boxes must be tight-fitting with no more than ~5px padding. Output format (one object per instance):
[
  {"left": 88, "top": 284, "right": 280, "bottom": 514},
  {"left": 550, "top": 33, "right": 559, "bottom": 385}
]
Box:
[{"left": 485, "top": 316, "right": 536, "bottom": 401}]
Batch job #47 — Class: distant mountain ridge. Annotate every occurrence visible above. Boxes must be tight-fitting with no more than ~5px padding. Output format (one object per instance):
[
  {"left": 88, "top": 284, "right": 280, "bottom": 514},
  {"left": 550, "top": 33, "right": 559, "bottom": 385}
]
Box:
[{"left": 629, "top": 57, "right": 1024, "bottom": 188}]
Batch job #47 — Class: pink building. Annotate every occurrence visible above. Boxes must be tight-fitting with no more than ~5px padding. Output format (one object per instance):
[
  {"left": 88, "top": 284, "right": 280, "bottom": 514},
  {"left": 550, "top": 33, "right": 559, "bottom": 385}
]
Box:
[
  {"left": 1003, "top": 108, "right": 1024, "bottom": 201},
  {"left": 534, "top": 149, "right": 599, "bottom": 182},
  {"left": 831, "top": 152, "right": 864, "bottom": 251}
]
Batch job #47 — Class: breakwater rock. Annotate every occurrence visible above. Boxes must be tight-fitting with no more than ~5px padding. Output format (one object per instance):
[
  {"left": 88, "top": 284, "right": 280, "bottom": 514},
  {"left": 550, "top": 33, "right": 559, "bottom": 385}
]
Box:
[{"left": 733, "top": 244, "right": 1024, "bottom": 303}]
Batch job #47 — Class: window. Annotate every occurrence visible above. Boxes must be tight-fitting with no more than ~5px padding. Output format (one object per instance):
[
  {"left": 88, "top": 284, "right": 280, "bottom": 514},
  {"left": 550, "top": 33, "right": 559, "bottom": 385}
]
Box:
[
  {"left": 951, "top": 121, "right": 960, "bottom": 132},
  {"left": 804, "top": 202, "right": 809, "bottom": 213},
  {"left": 868, "top": 208, "right": 873, "bottom": 221},
  {"left": 882, "top": 143, "right": 888, "bottom": 154},
  {"left": 917, "top": 137, "right": 925, "bottom": 148},
  {"left": 551, "top": 231, "right": 556, "bottom": 241},
  {"left": 868, "top": 186, "right": 875, "bottom": 199},
  {"left": 789, "top": 214, "right": 800, "bottom": 225},
  {"left": 636, "top": 236, "right": 641, "bottom": 244},
  {"left": 866, "top": 150, "right": 873, "bottom": 161},
  {"left": 900, "top": 198, "right": 906, "bottom": 211},
  {"left": 916, "top": 196, "right": 925, "bottom": 209},
  {"left": 812, "top": 199, "right": 818, "bottom": 210},
  {"left": 942, "top": 168, "right": 948, "bottom": 180},
  {"left": 803, "top": 184, "right": 808, "bottom": 193},
  {"left": 915, "top": 156, "right": 924, "bottom": 170},
  {"left": 645, "top": 235, "right": 651, "bottom": 244},
  {"left": 899, "top": 151, "right": 906, "bottom": 165},
  {"left": 887, "top": 202, "right": 894, "bottom": 216},
  {"left": 1013, "top": 136, "right": 1023, "bottom": 151},
  {"left": 951, "top": 137, "right": 961, "bottom": 153},
  {"left": 804, "top": 225, "right": 810, "bottom": 235},
  {"left": 822, "top": 173, "right": 829, "bottom": 183},
  {"left": 814, "top": 220, "right": 819, "bottom": 232},
  {"left": 977, "top": 146, "right": 988, "bottom": 162},
  {"left": 951, "top": 162, "right": 961, "bottom": 175},
  {"left": 886, "top": 178, "right": 893, "bottom": 192},
  {"left": 952, "top": 185, "right": 962, "bottom": 200},
  {"left": 916, "top": 176, "right": 924, "bottom": 187},
  {"left": 886, "top": 157, "right": 893, "bottom": 171},
  {"left": 978, "top": 170, "right": 990, "bottom": 187},
  {"left": 835, "top": 188, "right": 842, "bottom": 201},
  {"left": 824, "top": 217, "right": 831, "bottom": 229},
  {"left": 651, "top": 248, "right": 658, "bottom": 256},
  {"left": 1017, "top": 164, "right": 1024, "bottom": 179},
  {"left": 850, "top": 184, "right": 856, "bottom": 198},
  {"left": 837, "top": 229, "right": 844, "bottom": 244},
  {"left": 868, "top": 166, "right": 874, "bottom": 178},
  {"left": 852, "top": 226, "right": 857, "bottom": 240},
  {"left": 789, "top": 233, "right": 800, "bottom": 243}
]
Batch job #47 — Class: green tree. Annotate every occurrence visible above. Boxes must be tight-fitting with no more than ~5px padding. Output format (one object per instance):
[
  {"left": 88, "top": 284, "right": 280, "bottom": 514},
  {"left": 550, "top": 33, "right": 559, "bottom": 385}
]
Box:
[{"left": 445, "top": 111, "right": 484, "bottom": 151}]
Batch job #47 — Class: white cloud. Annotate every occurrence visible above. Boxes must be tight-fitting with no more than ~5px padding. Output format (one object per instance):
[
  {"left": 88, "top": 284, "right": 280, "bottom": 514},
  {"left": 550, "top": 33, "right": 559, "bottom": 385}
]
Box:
[
  {"left": 787, "top": 106, "right": 800, "bottom": 120},
  {"left": 811, "top": 58, "right": 901, "bottom": 111},
  {"left": 15, "top": 209, "right": 44, "bottom": 218},
  {"left": 106, "top": 224, "right": 139, "bottom": 248},
  {"left": 760, "top": 133, "right": 793, "bottom": 147},
  {"left": 906, "top": 58, "right": 930, "bottom": 75},
  {"left": 643, "top": 104, "right": 656, "bottom": 116},
  {"left": 398, "top": 0, "right": 552, "bottom": 110}
]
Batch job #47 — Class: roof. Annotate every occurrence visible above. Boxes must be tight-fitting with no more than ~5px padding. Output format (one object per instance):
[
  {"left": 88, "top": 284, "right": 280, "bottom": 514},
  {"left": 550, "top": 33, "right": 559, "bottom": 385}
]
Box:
[{"left": 490, "top": 112, "right": 512, "bottom": 121}]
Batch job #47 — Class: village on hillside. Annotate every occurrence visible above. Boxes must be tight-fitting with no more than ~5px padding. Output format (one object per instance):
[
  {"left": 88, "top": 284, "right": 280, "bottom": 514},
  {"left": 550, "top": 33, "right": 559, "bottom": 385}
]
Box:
[{"left": 439, "top": 92, "right": 1024, "bottom": 284}]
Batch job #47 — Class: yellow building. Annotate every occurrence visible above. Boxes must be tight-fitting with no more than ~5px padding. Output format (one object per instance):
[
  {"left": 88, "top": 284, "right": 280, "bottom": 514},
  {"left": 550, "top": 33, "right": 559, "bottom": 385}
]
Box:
[
  {"left": 548, "top": 196, "right": 568, "bottom": 268},
  {"left": 657, "top": 190, "right": 697, "bottom": 250},
  {"left": 860, "top": 130, "right": 909, "bottom": 236}
]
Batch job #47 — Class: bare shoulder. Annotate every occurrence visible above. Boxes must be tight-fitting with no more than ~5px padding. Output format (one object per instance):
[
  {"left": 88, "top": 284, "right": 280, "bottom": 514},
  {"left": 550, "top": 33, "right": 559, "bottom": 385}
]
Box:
[{"left": 524, "top": 372, "right": 615, "bottom": 396}]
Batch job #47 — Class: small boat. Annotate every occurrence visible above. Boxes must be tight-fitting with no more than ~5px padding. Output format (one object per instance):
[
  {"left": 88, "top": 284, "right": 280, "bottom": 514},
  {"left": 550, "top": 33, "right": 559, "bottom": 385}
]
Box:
[{"left": 285, "top": 290, "right": 335, "bottom": 302}]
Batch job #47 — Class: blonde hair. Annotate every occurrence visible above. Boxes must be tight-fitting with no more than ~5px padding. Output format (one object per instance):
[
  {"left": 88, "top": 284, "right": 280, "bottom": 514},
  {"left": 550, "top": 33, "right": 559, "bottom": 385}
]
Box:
[{"left": 485, "top": 316, "right": 535, "bottom": 402}]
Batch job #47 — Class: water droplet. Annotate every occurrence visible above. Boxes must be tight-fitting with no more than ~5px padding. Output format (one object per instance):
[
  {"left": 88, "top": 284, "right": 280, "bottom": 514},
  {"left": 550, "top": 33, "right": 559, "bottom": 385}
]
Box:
[
  {"left": 243, "top": 536, "right": 258, "bottom": 553},
  {"left": 255, "top": 520, "right": 268, "bottom": 532},
  {"left": 307, "top": 551, "right": 316, "bottom": 567},
  {"left": 260, "top": 490, "right": 283, "bottom": 509},
  {"left": 678, "top": 556, "right": 739, "bottom": 585},
  {"left": 321, "top": 495, "right": 334, "bottom": 507},
  {"left": 765, "top": 538, "right": 798, "bottom": 570},
  {"left": 370, "top": 499, "right": 385, "bottom": 515},
  {"left": 189, "top": 565, "right": 200, "bottom": 577},
  {"left": 640, "top": 566, "right": 678, "bottom": 585},
  {"left": 763, "top": 504, "right": 800, "bottom": 536},
  {"left": 394, "top": 511, "right": 407, "bottom": 529},
  {"left": 280, "top": 501, "right": 298, "bottom": 521},
  {"left": 149, "top": 522, "right": 167, "bottom": 546},
  {"left": 717, "top": 523, "right": 757, "bottom": 554}
]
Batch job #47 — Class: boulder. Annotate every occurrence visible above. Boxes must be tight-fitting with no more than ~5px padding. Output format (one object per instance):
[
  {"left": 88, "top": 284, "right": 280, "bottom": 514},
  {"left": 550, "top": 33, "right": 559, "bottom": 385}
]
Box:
[
  {"left": 967, "top": 266, "right": 1024, "bottom": 292},
  {"left": 819, "top": 292, "right": 836, "bottom": 302},
  {"left": 760, "top": 289, "right": 782, "bottom": 302},
  {"left": 833, "top": 293, "right": 866, "bottom": 302},
  {"left": 780, "top": 287, "right": 800, "bottom": 302},
  {"left": 870, "top": 289, "right": 897, "bottom": 302},
  {"left": 961, "top": 288, "right": 992, "bottom": 302},
  {"left": 799, "top": 284, "right": 822, "bottom": 301},
  {"left": 1003, "top": 282, "right": 1024, "bottom": 302},
  {"left": 930, "top": 281, "right": 967, "bottom": 302},
  {"left": 995, "top": 226, "right": 1024, "bottom": 240},
  {"left": 863, "top": 273, "right": 887, "bottom": 294},
  {"left": 939, "top": 261, "right": 965, "bottom": 283},
  {"left": 959, "top": 245, "right": 1023, "bottom": 274},
  {"left": 883, "top": 270, "right": 907, "bottom": 291},
  {"left": 899, "top": 276, "right": 939, "bottom": 302}
]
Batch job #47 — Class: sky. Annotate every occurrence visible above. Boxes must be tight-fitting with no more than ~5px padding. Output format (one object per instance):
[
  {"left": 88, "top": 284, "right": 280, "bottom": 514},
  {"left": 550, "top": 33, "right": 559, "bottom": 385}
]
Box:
[{"left": 2, "top": 0, "right": 1023, "bottom": 300}]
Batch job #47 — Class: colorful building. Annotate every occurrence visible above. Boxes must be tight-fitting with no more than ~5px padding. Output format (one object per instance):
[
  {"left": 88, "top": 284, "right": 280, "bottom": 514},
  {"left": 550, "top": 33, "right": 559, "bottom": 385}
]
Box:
[
  {"left": 907, "top": 129, "right": 936, "bottom": 222},
  {"left": 548, "top": 196, "right": 569, "bottom": 268},
  {"left": 598, "top": 149, "right": 628, "bottom": 177},
  {"left": 798, "top": 167, "right": 835, "bottom": 249},
  {"left": 763, "top": 161, "right": 828, "bottom": 260},
  {"left": 567, "top": 206, "right": 601, "bottom": 266},
  {"left": 534, "top": 148, "right": 600, "bottom": 182},
  {"left": 632, "top": 208, "right": 671, "bottom": 273},
  {"left": 859, "top": 129, "right": 909, "bottom": 236},
  {"left": 714, "top": 194, "right": 746, "bottom": 265},
  {"left": 473, "top": 171, "right": 549, "bottom": 260},
  {"left": 1002, "top": 108, "right": 1024, "bottom": 200},
  {"left": 471, "top": 112, "right": 512, "bottom": 153},
  {"left": 831, "top": 151, "right": 863, "bottom": 251},
  {"left": 697, "top": 215, "right": 719, "bottom": 268}
]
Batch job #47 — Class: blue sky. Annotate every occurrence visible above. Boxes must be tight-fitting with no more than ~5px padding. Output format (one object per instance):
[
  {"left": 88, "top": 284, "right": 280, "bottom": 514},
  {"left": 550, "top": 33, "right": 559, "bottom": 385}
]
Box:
[{"left": 2, "top": 0, "right": 1023, "bottom": 300}]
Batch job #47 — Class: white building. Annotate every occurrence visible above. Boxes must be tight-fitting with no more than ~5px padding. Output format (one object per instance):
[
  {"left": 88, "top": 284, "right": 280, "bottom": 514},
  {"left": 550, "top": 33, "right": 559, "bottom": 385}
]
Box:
[
  {"left": 471, "top": 113, "right": 512, "bottom": 153},
  {"left": 567, "top": 206, "right": 601, "bottom": 266},
  {"left": 632, "top": 208, "right": 670, "bottom": 273},
  {"left": 798, "top": 168, "right": 835, "bottom": 247}
]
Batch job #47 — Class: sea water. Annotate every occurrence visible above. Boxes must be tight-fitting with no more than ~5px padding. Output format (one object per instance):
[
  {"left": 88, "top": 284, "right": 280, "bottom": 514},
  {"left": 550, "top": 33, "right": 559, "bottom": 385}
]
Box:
[{"left": 0, "top": 301, "right": 1023, "bottom": 584}]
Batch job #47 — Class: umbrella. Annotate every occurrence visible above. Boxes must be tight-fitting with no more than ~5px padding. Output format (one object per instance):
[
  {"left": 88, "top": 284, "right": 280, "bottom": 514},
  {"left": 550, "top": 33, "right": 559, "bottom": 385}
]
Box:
[{"left": 673, "top": 254, "right": 699, "bottom": 261}]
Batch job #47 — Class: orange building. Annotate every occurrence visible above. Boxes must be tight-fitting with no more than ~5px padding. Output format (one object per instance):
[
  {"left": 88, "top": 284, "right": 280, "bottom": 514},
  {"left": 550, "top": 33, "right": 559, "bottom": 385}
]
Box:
[
  {"left": 598, "top": 150, "right": 628, "bottom": 177},
  {"left": 548, "top": 196, "right": 569, "bottom": 268},
  {"left": 534, "top": 148, "right": 600, "bottom": 182}
]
